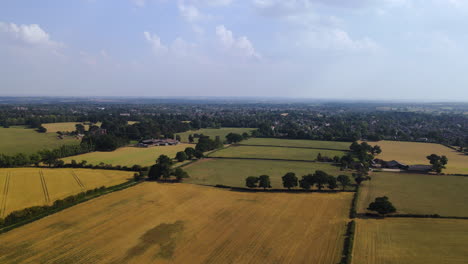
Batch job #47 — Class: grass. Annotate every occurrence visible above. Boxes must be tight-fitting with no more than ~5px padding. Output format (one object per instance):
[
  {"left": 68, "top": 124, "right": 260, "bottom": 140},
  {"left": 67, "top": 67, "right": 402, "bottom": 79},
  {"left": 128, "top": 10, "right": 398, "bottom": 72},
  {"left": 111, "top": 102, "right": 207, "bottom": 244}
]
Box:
[
  {"left": 0, "top": 168, "right": 133, "bottom": 217},
  {"left": 184, "top": 158, "right": 354, "bottom": 188},
  {"left": 62, "top": 144, "right": 192, "bottom": 167},
  {"left": 357, "top": 172, "right": 468, "bottom": 217},
  {"left": 371, "top": 140, "right": 468, "bottom": 174},
  {"left": 42, "top": 122, "right": 90, "bottom": 133},
  {"left": 209, "top": 145, "right": 345, "bottom": 161},
  {"left": 176, "top": 127, "right": 256, "bottom": 143},
  {"left": 0, "top": 182, "right": 352, "bottom": 263},
  {"left": 241, "top": 138, "right": 351, "bottom": 150},
  {"left": 0, "top": 126, "right": 79, "bottom": 155},
  {"left": 353, "top": 218, "right": 468, "bottom": 264}
]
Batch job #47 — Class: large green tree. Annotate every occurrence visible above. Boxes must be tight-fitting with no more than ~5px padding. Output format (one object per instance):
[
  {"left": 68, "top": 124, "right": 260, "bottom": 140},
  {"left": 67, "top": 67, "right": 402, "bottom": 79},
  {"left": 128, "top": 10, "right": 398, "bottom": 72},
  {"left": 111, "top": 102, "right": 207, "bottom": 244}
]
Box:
[
  {"left": 367, "top": 196, "right": 396, "bottom": 216},
  {"left": 245, "top": 176, "right": 259, "bottom": 188},
  {"left": 337, "top": 175, "right": 351, "bottom": 191},
  {"left": 148, "top": 155, "right": 173, "bottom": 181},
  {"left": 258, "top": 175, "right": 272, "bottom": 190},
  {"left": 426, "top": 154, "right": 448, "bottom": 174},
  {"left": 282, "top": 172, "right": 298, "bottom": 190}
]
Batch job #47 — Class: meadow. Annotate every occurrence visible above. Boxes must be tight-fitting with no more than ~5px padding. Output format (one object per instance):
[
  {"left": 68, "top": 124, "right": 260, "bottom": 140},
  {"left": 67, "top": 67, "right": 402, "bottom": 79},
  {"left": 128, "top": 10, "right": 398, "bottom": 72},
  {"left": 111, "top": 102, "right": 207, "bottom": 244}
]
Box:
[
  {"left": 176, "top": 127, "right": 256, "bottom": 143},
  {"left": 42, "top": 122, "right": 91, "bottom": 133},
  {"left": 63, "top": 144, "right": 192, "bottom": 167},
  {"left": 0, "top": 182, "right": 352, "bottom": 264},
  {"left": 357, "top": 172, "right": 468, "bottom": 217},
  {"left": 0, "top": 168, "right": 133, "bottom": 217},
  {"left": 241, "top": 137, "right": 351, "bottom": 150},
  {"left": 371, "top": 140, "right": 468, "bottom": 174},
  {"left": 0, "top": 126, "right": 79, "bottom": 155},
  {"left": 353, "top": 218, "right": 468, "bottom": 264},
  {"left": 209, "top": 145, "right": 345, "bottom": 161},
  {"left": 184, "top": 158, "right": 353, "bottom": 188}
]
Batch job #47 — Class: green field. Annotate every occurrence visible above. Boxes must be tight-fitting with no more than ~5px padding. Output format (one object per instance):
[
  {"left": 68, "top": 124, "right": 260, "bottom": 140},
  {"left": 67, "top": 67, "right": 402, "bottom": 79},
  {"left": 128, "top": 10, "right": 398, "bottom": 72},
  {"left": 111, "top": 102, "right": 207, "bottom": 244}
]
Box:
[
  {"left": 184, "top": 158, "right": 353, "bottom": 188},
  {"left": 0, "top": 126, "right": 79, "bottom": 155},
  {"left": 63, "top": 144, "right": 192, "bottom": 167},
  {"left": 176, "top": 128, "right": 256, "bottom": 143},
  {"left": 209, "top": 145, "right": 345, "bottom": 161},
  {"left": 241, "top": 138, "right": 351, "bottom": 150},
  {"left": 358, "top": 172, "right": 468, "bottom": 217},
  {"left": 354, "top": 218, "right": 468, "bottom": 264}
]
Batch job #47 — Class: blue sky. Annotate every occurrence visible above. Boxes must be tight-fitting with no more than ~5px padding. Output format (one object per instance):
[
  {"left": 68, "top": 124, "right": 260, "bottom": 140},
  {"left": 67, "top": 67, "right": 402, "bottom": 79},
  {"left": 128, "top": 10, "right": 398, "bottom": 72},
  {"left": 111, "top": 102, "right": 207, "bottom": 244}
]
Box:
[{"left": 1, "top": 0, "right": 467, "bottom": 101}]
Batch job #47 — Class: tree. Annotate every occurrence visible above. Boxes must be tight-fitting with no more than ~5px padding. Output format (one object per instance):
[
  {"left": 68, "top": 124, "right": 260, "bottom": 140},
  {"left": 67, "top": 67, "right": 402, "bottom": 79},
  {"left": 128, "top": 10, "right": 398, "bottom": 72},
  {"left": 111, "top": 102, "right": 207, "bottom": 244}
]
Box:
[
  {"left": 242, "top": 132, "right": 249, "bottom": 139},
  {"left": 173, "top": 167, "right": 189, "bottom": 181},
  {"left": 367, "top": 196, "right": 396, "bottom": 216},
  {"left": 313, "top": 170, "right": 329, "bottom": 191},
  {"left": 371, "top": 145, "right": 382, "bottom": 155},
  {"left": 37, "top": 126, "right": 47, "bottom": 133},
  {"left": 188, "top": 134, "right": 194, "bottom": 143},
  {"left": 196, "top": 136, "right": 219, "bottom": 152},
  {"left": 337, "top": 175, "right": 351, "bottom": 191},
  {"left": 184, "top": 147, "right": 196, "bottom": 159},
  {"left": 176, "top": 135, "right": 181, "bottom": 141},
  {"left": 75, "top": 124, "right": 85, "bottom": 134},
  {"left": 317, "top": 153, "right": 323, "bottom": 161},
  {"left": 246, "top": 176, "right": 259, "bottom": 188},
  {"left": 258, "top": 175, "right": 272, "bottom": 190},
  {"left": 226, "top": 133, "right": 243, "bottom": 144},
  {"left": 194, "top": 150, "right": 204, "bottom": 159},
  {"left": 148, "top": 155, "right": 173, "bottom": 181},
  {"left": 327, "top": 176, "right": 338, "bottom": 190},
  {"left": 426, "top": 154, "right": 448, "bottom": 173},
  {"left": 40, "top": 150, "right": 59, "bottom": 167},
  {"left": 282, "top": 172, "right": 298, "bottom": 190},
  {"left": 299, "top": 175, "right": 312, "bottom": 190},
  {"left": 29, "top": 153, "right": 41, "bottom": 166},
  {"left": 175, "top": 151, "right": 188, "bottom": 162}
]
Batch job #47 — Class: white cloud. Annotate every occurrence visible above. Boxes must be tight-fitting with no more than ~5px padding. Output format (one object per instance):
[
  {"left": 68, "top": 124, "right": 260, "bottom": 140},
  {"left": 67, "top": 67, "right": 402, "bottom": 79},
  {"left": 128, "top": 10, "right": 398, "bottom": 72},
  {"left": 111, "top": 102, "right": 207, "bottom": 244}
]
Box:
[
  {"left": 189, "top": 0, "right": 233, "bottom": 6},
  {"left": 144, "top": 31, "right": 168, "bottom": 54},
  {"left": 178, "top": 2, "right": 205, "bottom": 22},
  {"left": 0, "top": 22, "right": 61, "bottom": 47},
  {"left": 132, "top": 0, "right": 146, "bottom": 7},
  {"left": 215, "top": 25, "right": 260, "bottom": 58}
]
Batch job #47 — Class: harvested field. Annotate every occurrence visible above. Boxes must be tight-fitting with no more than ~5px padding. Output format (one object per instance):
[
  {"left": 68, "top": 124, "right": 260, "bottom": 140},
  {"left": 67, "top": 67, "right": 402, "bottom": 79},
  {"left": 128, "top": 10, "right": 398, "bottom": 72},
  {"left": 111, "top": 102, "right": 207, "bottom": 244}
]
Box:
[
  {"left": 0, "top": 126, "right": 79, "bottom": 155},
  {"left": 353, "top": 218, "right": 468, "bottom": 264},
  {"left": 0, "top": 182, "right": 352, "bottom": 264},
  {"left": 42, "top": 122, "right": 91, "bottom": 133},
  {"left": 0, "top": 168, "right": 133, "bottom": 217},
  {"left": 241, "top": 138, "right": 351, "bottom": 150},
  {"left": 358, "top": 172, "right": 468, "bottom": 217},
  {"left": 62, "top": 144, "right": 192, "bottom": 167},
  {"left": 184, "top": 158, "right": 353, "bottom": 188},
  {"left": 371, "top": 140, "right": 468, "bottom": 174},
  {"left": 176, "top": 128, "right": 256, "bottom": 143},
  {"left": 210, "top": 145, "right": 345, "bottom": 161}
]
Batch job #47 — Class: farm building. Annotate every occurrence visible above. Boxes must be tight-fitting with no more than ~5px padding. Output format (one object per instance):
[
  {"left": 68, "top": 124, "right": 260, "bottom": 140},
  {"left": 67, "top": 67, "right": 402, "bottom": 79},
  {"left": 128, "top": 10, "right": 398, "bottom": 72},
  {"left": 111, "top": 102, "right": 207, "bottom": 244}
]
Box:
[
  {"left": 137, "top": 138, "right": 179, "bottom": 147},
  {"left": 407, "top": 165, "right": 432, "bottom": 173}
]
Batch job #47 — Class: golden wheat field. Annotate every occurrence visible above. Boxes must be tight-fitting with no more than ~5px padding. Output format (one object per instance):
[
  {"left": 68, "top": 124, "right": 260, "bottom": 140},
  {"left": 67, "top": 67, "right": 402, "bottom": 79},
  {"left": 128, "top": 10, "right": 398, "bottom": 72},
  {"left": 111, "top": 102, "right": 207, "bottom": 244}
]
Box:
[
  {"left": 353, "top": 218, "right": 468, "bottom": 264},
  {"left": 42, "top": 122, "right": 92, "bottom": 133},
  {"left": 0, "top": 168, "right": 133, "bottom": 217},
  {"left": 0, "top": 182, "right": 352, "bottom": 264},
  {"left": 371, "top": 140, "right": 468, "bottom": 174},
  {"left": 62, "top": 144, "right": 192, "bottom": 167}
]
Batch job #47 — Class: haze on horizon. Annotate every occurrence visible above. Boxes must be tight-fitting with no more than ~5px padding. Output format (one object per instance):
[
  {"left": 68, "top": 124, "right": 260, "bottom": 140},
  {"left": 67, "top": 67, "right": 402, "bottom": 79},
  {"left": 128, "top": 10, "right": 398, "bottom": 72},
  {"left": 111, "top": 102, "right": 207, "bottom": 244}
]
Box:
[{"left": 1, "top": 0, "right": 468, "bottom": 102}]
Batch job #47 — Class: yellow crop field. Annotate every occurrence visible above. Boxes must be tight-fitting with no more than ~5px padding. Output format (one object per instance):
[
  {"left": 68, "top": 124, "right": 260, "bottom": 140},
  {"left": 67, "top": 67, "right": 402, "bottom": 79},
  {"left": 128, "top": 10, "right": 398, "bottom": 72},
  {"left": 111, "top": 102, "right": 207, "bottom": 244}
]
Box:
[
  {"left": 42, "top": 122, "right": 90, "bottom": 133},
  {"left": 62, "top": 144, "right": 191, "bottom": 167},
  {"left": 0, "top": 183, "right": 352, "bottom": 264},
  {"left": 0, "top": 168, "right": 133, "bottom": 217},
  {"left": 353, "top": 218, "right": 468, "bottom": 264},
  {"left": 176, "top": 127, "right": 256, "bottom": 143},
  {"left": 371, "top": 140, "right": 468, "bottom": 174}
]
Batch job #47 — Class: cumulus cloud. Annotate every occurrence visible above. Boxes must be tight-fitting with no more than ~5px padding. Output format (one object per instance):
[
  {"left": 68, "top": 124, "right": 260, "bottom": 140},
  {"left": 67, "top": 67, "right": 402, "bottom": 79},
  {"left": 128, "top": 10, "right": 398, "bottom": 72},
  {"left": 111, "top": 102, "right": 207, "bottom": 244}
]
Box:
[
  {"left": 178, "top": 2, "right": 205, "bottom": 22},
  {"left": 144, "top": 31, "right": 168, "bottom": 55},
  {"left": 216, "top": 25, "right": 260, "bottom": 59},
  {"left": 0, "top": 22, "right": 61, "bottom": 47}
]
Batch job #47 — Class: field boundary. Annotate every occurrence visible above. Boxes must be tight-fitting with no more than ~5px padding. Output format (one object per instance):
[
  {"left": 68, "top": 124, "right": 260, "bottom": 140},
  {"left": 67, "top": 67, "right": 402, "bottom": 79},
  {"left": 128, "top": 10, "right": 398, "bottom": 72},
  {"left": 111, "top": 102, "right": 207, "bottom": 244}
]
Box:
[
  {"left": 201, "top": 184, "right": 356, "bottom": 193},
  {"left": 39, "top": 170, "right": 51, "bottom": 204},
  {"left": 340, "top": 220, "right": 356, "bottom": 264},
  {"left": 1, "top": 172, "right": 11, "bottom": 218},
  {"left": 236, "top": 143, "right": 350, "bottom": 152},
  {"left": 357, "top": 213, "right": 468, "bottom": 220},
  {"left": 206, "top": 156, "right": 336, "bottom": 164}
]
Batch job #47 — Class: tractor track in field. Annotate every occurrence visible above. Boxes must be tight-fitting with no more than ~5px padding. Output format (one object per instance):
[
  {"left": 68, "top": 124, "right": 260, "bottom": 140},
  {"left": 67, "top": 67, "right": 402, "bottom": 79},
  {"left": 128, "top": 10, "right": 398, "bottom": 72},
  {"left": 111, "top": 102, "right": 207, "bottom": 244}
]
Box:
[
  {"left": 39, "top": 170, "right": 51, "bottom": 204},
  {"left": 1, "top": 172, "right": 11, "bottom": 217},
  {"left": 71, "top": 170, "right": 86, "bottom": 190}
]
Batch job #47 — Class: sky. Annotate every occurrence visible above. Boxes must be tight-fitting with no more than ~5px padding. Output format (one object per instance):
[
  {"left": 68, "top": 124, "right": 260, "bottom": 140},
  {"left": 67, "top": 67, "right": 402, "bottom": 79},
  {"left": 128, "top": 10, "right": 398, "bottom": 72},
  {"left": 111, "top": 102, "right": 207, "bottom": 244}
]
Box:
[{"left": 0, "top": 0, "right": 467, "bottom": 101}]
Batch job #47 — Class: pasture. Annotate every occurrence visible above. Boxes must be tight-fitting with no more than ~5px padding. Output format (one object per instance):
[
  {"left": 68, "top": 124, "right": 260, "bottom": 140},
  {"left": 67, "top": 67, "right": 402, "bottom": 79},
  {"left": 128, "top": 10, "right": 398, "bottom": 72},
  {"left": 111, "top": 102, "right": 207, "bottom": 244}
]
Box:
[
  {"left": 209, "top": 145, "right": 345, "bottom": 161},
  {"left": 353, "top": 218, "right": 468, "bottom": 264},
  {"left": 42, "top": 122, "right": 90, "bottom": 133},
  {"left": 0, "top": 182, "right": 352, "bottom": 264},
  {"left": 241, "top": 137, "right": 351, "bottom": 150},
  {"left": 184, "top": 158, "right": 353, "bottom": 188},
  {"left": 358, "top": 172, "right": 468, "bottom": 217},
  {"left": 371, "top": 140, "right": 468, "bottom": 174},
  {"left": 62, "top": 144, "right": 192, "bottom": 167},
  {"left": 0, "top": 168, "right": 133, "bottom": 217},
  {"left": 0, "top": 126, "right": 79, "bottom": 155},
  {"left": 176, "top": 127, "right": 256, "bottom": 143}
]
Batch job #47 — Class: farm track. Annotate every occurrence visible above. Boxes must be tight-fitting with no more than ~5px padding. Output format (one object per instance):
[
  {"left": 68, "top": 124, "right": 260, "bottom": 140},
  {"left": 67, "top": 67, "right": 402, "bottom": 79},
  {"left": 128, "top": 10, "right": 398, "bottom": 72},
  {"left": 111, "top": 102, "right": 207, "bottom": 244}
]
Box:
[
  {"left": 71, "top": 170, "right": 86, "bottom": 190},
  {"left": 1, "top": 172, "right": 11, "bottom": 217},
  {"left": 39, "top": 170, "right": 51, "bottom": 204}
]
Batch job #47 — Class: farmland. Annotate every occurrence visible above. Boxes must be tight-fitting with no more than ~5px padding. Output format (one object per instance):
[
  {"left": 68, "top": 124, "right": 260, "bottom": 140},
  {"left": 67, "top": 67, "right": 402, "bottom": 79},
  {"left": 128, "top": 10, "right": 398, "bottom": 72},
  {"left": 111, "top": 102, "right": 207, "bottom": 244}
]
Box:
[
  {"left": 184, "top": 158, "right": 353, "bottom": 188},
  {"left": 176, "top": 128, "right": 256, "bottom": 143},
  {"left": 42, "top": 122, "right": 92, "bottom": 133},
  {"left": 210, "top": 145, "right": 345, "bottom": 161},
  {"left": 0, "top": 182, "right": 352, "bottom": 264},
  {"left": 0, "top": 168, "right": 133, "bottom": 217},
  {"left": 371, "top": 140, "right": 468, "bottom": 174},
  {"left": 241, "top": 138, "right": 351, "bottom": 150},
  {"left": 353, "top": 218, "right": 468, "bottom": 264},
  {"left": 62, "top": 144, "right": 192, "bottom": 167},
  {"left": 0, "top": 126, "right": 79, "bottom": 155},
  {"left": 357, "top": 172, "right": 468, "bottom": 217}
]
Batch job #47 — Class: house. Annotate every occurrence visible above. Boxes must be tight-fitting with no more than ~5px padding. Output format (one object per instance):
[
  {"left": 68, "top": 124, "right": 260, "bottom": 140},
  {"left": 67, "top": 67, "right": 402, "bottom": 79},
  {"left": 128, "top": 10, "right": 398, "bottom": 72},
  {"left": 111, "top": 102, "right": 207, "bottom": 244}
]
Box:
[
  {"left": 137, "top": 138, "right": 179, "bottom": 147},
  {"left": 384, "top": 160, "right": 408, "bottom": 169},
  {"left": 407, "top": 165, "right": 432, "bottom": 173}
]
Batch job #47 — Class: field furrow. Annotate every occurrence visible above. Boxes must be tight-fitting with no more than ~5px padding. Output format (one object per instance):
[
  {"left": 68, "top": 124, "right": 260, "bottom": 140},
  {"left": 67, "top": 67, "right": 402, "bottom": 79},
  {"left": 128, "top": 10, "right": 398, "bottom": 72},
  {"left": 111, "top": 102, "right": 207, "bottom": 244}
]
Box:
[
  {"left": 0, "top": 172, "right": 11, "bottom": 217},
  {"left": 39, "top": 170, "right": 51, "bottom": 204}
]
